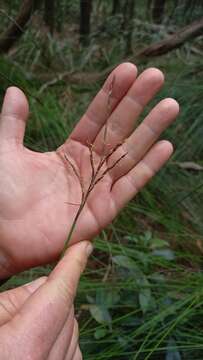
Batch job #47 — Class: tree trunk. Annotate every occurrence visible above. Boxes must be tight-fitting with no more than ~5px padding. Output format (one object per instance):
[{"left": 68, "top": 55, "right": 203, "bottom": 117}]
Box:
[
  {"left": 124, "top": 0, "right": 135, "bottom": 55},
  {"left": 146, "top": 0, "right": 153, "bottom": 20},
  {"left": 80, "top": 0, "right": 92, "bottom": 45},
  {"left": 0, "top": 0, "right": 41, "bottom": 54},
  {"left": 122, "top": 0, "right": 129, "bottom": 31},
  {"left": 64, "top": 16, "right": 203, "bottom": 85},
  {"left": 152, "top": 0, "right": 166, "bottom": 24},
  {"left": 136, "top": 16, "right": 203, "bottom": 58},
  {"left": 112, "top": 0, "right": 121, "bottom": 15},
  {"left": 44, "top": 0, "right": 55, "bottom": 34}
]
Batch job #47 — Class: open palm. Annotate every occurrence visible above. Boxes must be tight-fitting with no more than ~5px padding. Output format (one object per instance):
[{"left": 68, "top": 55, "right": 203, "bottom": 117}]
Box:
[{"left": 0, "top": 63, "right": 179, "bottom": 278}]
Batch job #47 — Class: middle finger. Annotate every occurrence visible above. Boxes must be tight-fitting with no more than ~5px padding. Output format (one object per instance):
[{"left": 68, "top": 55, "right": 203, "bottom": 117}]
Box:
[{"left": 94, "top": 67, "right": 164, "bottom": 154}]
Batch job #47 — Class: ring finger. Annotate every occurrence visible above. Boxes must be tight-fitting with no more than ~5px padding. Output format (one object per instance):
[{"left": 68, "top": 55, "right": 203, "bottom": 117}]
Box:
[{"left": 108, "top": 97, "right": 179, "bottom": 181}]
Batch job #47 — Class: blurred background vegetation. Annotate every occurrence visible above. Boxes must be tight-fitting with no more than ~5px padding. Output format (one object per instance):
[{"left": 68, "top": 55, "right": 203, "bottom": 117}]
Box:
[{"left": 0, "top": 1, "right": 203, "bottom": 359}]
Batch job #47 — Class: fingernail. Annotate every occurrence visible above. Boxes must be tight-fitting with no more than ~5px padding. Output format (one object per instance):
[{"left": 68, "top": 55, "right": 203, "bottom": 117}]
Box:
[{"left": 86, "top": 242, "right": 93, "bottom": 257}]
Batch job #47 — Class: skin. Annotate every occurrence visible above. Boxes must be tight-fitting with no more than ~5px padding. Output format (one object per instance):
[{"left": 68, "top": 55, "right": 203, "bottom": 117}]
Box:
[
  {"left": 0, "top": 240, "right": 92, "bottom": 359},
  {"left": 0, "top": 62, "right": 179, "bottom": 278}
]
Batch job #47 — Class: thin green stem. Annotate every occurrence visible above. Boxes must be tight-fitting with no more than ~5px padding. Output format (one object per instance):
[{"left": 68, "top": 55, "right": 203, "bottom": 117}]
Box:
[
  {"left": 61, "top": 199, "right": 86, "bottom": 258},
  {"left": 61, "top": 170, "right": 95, "bottom": 257}
]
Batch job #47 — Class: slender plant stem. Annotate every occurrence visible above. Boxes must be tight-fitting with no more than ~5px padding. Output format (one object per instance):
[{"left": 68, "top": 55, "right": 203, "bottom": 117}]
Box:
[
  {"left": 61, "top": 169, "right": 95, "bottom": 256},
  {"left": 60, "top": 199, "right": 86, "bottom": 257},
  {"left": 60, "top": 74, "right": 128, "bottom": 258}
]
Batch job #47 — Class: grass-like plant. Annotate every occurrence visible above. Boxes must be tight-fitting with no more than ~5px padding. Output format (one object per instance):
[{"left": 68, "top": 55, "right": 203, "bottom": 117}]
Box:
[{"left": 61, "top": 75, "right": 127, "bottom": 257}]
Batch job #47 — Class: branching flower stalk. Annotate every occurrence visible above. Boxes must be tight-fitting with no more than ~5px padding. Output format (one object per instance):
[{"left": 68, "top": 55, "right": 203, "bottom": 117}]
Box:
[{"left": 61, "top": 76, "right": 127, "bottom": 257}]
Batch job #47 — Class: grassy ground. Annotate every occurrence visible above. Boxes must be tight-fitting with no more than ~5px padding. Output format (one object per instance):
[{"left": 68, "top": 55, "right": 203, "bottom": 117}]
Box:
[{"left": 0, "top": 7, "right": 203, "bottom": 359}]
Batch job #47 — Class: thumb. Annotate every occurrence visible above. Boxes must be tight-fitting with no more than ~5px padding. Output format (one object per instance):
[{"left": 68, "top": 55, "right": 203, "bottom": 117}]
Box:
[
  {"left": 8, "top": 241, "right": 93, "bottom": 355},
  {"left": 49, "top": 240, "right": 93, "bottom": 296},
  {"left": 0, "top": 87, "right": 29, "bottom": 145}
]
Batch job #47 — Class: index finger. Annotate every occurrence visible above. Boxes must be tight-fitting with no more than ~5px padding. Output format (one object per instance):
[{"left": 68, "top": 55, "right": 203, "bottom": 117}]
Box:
[{"left": 70, "top": 62, "right": 137, "bottom": 145}]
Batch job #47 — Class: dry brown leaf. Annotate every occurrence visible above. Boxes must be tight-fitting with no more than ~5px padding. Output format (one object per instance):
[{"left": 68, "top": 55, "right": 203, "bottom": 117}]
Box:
[{"left": 196, "top": 239, "right": 203, "bottom": 254}]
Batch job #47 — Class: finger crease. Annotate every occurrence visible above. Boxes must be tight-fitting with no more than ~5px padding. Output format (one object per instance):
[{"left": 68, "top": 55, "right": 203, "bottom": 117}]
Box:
[
  {"left": 2, "top": 114, "right": 24, "bottom": 122},
  {"left": 125, "top": 95, "right": 143, "bottom": 112},
  {"left": 140, "top": 160, "right": 155, "bottom": 177},
  {"left": 124, "top": 173, "right": 140, "bottom": 193},
  {"left": 142, "top": 122, "right": 158, "bottom": 137},
  {"left": 85, "top": 108, "right": 103, "bottom": 129},
  {"left": 0, "top": 299, "right": 13, "bottom": 319}
]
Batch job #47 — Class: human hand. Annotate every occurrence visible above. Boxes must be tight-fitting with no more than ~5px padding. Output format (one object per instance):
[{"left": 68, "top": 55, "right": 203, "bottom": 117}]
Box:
[
  {"left": 0, "top": 241, "right": 92, "bottom": 359},
  {"left": 0, "top": 63, "right": 179, "bottom": 278}
]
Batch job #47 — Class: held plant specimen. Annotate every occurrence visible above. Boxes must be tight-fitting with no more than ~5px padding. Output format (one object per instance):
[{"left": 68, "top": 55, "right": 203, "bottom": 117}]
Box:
[{"left": 61, "top": 76, "right": 127, "bottom": 257}]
